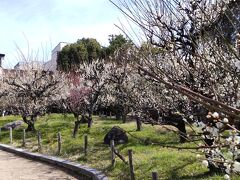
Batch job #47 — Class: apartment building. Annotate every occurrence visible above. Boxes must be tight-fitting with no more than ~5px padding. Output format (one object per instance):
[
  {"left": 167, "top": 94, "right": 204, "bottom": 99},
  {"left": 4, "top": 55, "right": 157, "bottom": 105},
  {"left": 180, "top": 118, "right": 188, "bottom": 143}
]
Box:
[{"left": 44, "top": 42, "right": 69, "bottom": 71}]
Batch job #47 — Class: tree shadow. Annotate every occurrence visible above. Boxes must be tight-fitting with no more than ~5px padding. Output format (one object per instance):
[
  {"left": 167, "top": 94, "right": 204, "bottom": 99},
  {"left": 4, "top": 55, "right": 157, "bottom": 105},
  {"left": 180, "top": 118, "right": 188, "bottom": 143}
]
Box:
[
  {"left": 101, "top": 164, "right": 115, "bottom": 173},
  {"left": 167, "top": 160, "right": 198, "bottom": 179},
  {"left": 137, "top": 158, "right": 200, "bottom": 180},
  {"left": 165, "top": 160, "right": 222, "bottom": 180},
  {"left": 100, "top": 120, "right": 123, "bottom": 125},
  {"left": 178, "top": 171, "right": 221, "bottom": 180}
]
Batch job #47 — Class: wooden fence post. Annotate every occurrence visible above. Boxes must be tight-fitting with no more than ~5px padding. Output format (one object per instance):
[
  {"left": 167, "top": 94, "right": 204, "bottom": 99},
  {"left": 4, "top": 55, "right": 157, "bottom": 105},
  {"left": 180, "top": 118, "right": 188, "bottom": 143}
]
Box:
[
  {"left": 152, "top": 172, "right": 158, "bottom": 180},
  {"left": 57, "top": 132, "right": 62, "bottom": 155},
  {"left": 37, "top": 131, "right": 41, "bottom": 151},
  {"left": 110, "top": 140, "right": 115, "bottom": 166},
  {"left": 22, "top": 129, "right": 26, "bottom": 147},
  {"left": 128, "top": 149, "right": 135, "bottom": 180},
  {"left": 84, "top": 134, "right": 88, "bottom": 156},
  {"left": 9, "top": 127, "right": 12, "bottom": 144}
]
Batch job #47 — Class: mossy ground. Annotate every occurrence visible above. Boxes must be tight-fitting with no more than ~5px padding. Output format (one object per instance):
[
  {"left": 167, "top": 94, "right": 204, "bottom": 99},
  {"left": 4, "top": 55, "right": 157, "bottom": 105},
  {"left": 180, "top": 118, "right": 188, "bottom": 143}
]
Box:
[{"left": 0, "top": 114, "right": 238, "bottom": 179}]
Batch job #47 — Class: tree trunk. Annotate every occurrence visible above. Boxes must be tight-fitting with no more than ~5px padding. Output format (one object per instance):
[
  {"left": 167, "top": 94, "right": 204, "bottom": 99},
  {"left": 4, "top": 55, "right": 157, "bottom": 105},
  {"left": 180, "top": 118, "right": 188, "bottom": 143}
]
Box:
[
  {"left": 136, "top": 117, "right": 142, "bottom": 131},
  {"left": 122, "top": 106, "right": 128, "bottom": 123},
  {"left": 23, "top": 116, "right": 36, "bottom": 132},
  {"left": 73, "top": 115, "right": 81, "bottom": 138},
  {"left": 115, "top": 112, "right": 121, "bottom": 120},
  {"left": 122, "top": 113, "right": 127, "bottom": 123},
  {"left": 26, "top": 121, "right": 36, "bottom": 132},
  {"left": 87, "top": 115, "right": 93, "bottom": 128},
  {"left": 115, "top": 105, "right": 123, "bottom": 120},
  {"left": 177, "top": 121, "right": 187, "bottom": 143},
  {"left": 87, "top": 108, "right": 94, "bottom": 128}
]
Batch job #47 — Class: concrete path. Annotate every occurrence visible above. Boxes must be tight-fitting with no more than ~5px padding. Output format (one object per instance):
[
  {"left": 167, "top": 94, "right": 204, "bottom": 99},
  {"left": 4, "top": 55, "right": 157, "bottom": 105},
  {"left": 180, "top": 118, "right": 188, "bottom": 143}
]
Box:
[{"left": 0, "top": 150, "right": 77, "bottom": 180}]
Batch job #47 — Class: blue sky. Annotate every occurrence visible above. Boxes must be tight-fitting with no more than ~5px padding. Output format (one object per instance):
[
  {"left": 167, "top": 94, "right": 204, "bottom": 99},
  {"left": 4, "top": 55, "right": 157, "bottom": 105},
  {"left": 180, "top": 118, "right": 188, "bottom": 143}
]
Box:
[{"left": 0, "top": 0, "right": 122, "bottom": 68}]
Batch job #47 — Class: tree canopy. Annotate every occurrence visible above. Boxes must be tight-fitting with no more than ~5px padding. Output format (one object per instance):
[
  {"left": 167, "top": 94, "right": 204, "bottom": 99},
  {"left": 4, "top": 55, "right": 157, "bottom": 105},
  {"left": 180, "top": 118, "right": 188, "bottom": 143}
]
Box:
[
  {"left": 57, "top": 38, "right": 102, "bottom": 71},
  {"left": 57, "top": 35, "right": 129, "bottom": 71},
  {"left": 105, "top": 34, "right": 129, "bottom": 56}
]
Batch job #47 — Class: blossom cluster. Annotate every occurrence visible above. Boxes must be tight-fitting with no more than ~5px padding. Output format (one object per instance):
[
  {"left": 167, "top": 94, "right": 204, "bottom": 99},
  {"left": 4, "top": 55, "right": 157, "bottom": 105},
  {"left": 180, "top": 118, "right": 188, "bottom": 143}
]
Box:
[{"left": 195, "top": 112, "right": 240, "bottom": 178}]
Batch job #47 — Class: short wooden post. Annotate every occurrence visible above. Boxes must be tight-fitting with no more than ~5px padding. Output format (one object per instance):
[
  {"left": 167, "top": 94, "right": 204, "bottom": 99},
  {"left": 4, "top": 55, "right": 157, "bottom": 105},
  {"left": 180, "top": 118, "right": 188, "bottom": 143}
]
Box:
[
  {"left": 84, "top": 134, "right": 88, "bottom": 156},
  {"left": 0, "top": 128, "right": 1, "bottom": 140},
  {"left": 9, "top": 127, "right": 12, "bottom": 144},
  {"left": 37, "top": 131, "right": 42, "bottom": 151},
  {"left": 57, "top": 132, "right": 62, "bottom": 155},
  {"left": 110, "top": 140, "right": 115, "bottom": 166},
  {"left": 22, "top": 129, "right": 26, "bottom": 147},
  {"left": 128, "top": 149, "right": 135, "bottom": 180},
  {"left": 152, "top": 172, "right": 158, "bottom": 180}
]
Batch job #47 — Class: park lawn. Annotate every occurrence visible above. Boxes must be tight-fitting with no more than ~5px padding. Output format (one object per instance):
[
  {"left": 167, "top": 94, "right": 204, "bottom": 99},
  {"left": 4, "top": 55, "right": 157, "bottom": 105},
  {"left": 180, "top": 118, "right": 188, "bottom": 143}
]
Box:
[{"left": 0, "top": 114, "right": 238, "bottom": 180}]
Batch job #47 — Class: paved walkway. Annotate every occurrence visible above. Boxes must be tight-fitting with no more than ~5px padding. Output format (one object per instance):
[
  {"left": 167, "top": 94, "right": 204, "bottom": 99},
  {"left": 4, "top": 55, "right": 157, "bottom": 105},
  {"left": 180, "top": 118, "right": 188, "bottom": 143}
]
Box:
[{"left": 0, "top": 150, "right": 77, "bottom": 180}]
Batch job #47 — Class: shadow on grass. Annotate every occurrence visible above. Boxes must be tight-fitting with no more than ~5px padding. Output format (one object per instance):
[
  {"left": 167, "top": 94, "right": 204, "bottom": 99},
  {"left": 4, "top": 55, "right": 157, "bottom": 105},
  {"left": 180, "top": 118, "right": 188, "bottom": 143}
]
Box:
[
  {"left": 76, "top": 146, "right": 112, "bottom": 170},
  {"left": 116, "top": 137, "right": 182, "bottom": 152},
  {"left": 135, "top": 158, "right": 203, "bottom": 180},
  {"left": 100, "top": 119, "right": 123, "bottom": 125},
  {"left": 101, "top": 164, "right": 117, "bottom": 174},
  {"left": 93, "top": 141, "right": 108, "bottom": 147},
  {"left": 37, "top": 122, "right": 73, "bottom": 131},
  {"left": 178, "top": 171, "right": 222, "bottom": 180},
  {"left": 77, "top": 155, "right": 88, "bottom": 162},
  {"left": 165, "top": 159, "right": 223, "bottom": 180},
  {"left": 167, "top": 159, "right": 199, "bottom": 179}
]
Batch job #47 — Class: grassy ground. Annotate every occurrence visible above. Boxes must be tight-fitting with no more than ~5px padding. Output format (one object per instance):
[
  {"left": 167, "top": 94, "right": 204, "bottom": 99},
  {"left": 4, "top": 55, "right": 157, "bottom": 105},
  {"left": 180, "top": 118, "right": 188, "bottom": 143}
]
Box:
[{"left": 0, "top": 114, "right": 237, "bottom": 179}]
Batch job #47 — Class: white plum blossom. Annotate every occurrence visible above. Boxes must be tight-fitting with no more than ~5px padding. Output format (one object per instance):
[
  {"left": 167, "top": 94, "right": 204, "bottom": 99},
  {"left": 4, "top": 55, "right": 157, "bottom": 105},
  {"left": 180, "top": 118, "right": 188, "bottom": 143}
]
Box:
[
  {"left": 224, "top": 162, "right": 231, "bottom": 174},
  {"left": 223, "top": 118, "right": 229, "bottom": 124},
  {"left": 234, "top": 60, "right": 240, "bottom": 70},
  {"left": 233, "top": 161, "right": 240, "bottom": 173},
  {"left": 206, "top": 114, "right": 211, "bottom": 119},
  {"left": 198, "top": 122, "right": 206, "bottom": 129},
  {"left": 194, "top": 114, "right": 240, "bottom": 176},
  {"left": 216, "top": 122, "right": 224, "bottom": 129},
  {"left": 226, "top": 136, "right": 240, "bottom": 145},
  {"left": 224, "top": 174, "right": 230, "bottom": 180},
  {"left": 212, "top": 128, "right": 219, "bottom": 137},
  {"left": 234, "top": 136, "right": 240, "bottom": 144},
  {"left": 202, "top": 160, "right": 209, "bottom": 167},
  {"left": 212, "top": 112, "right": 220, "bottom": 119}
]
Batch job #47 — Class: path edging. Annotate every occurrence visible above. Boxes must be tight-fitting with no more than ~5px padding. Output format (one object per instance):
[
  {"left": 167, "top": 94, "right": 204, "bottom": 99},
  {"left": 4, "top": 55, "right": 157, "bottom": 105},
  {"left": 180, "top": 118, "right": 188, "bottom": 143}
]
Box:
[{"left": 0, "top": 143, "right": 107, "bottom": 180}]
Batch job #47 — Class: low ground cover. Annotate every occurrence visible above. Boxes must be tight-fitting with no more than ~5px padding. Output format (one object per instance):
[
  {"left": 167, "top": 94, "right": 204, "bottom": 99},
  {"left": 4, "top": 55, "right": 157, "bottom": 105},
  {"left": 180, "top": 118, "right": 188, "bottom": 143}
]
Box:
[{"left": 0, "top": 114, "right": 237, "bottom": 179}]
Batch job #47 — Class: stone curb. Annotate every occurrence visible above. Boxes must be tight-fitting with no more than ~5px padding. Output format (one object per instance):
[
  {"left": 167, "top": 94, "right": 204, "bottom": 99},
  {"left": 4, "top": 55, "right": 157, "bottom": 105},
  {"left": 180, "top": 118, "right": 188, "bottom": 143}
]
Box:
[{"left": 0, "top": 143, "right": 108, "bottom": 180}]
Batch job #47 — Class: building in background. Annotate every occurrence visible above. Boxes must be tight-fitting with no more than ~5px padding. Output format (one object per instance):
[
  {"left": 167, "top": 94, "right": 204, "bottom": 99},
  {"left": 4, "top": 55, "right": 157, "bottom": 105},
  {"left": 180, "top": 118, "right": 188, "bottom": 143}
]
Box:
[
  {"left": 0, "top": 54, "right": 5, "bottom": 68},
  {"left": 44, "top": 42, "right": 69, "bottom": 71},
  {"left": 1, "top": 42, "right": 69, "bottom": 73},
  {"left": 14, "top": 61, "right": 43, "bottom": 70},
  {"left": 0, "top": 54, "right": 5, "bottom": 79}
]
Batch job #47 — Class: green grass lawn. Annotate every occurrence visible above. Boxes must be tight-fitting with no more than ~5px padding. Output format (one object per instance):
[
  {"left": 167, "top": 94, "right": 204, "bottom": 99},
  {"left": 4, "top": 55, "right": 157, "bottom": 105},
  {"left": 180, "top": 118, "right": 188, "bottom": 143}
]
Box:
[{"left": 0, "top": 114, "right": 237, "bottom": 179}]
